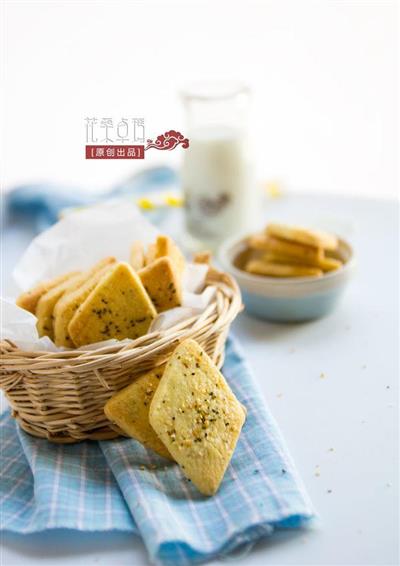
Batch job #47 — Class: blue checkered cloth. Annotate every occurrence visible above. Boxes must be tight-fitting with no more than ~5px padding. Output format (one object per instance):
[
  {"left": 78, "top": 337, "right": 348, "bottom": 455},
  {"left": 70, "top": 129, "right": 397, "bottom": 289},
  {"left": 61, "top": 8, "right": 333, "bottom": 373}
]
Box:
[{"left": 0, "top": 337, "right": 314, "bottom": 565}]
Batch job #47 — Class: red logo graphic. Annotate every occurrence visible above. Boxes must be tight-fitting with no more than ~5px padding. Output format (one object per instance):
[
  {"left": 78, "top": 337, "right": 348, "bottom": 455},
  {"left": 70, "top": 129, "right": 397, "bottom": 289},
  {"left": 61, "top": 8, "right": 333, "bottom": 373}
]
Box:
[
  {"left": 85, "top": 130, "right": 189, "bottom": 159},
  {"left": 145, "top": 130, "right": 190, "bottom": 151}
]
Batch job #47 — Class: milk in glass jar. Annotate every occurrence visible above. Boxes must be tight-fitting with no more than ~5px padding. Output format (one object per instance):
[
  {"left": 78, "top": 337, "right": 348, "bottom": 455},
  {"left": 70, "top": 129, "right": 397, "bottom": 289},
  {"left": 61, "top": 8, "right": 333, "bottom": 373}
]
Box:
[{"left": 181, "top": 82, "right": 257, "bottom": 248}]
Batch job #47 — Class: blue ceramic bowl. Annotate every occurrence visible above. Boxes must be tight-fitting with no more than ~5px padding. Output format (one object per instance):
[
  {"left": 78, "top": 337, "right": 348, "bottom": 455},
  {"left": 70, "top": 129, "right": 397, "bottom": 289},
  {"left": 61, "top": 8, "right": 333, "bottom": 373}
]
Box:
[{"left": 218, "top": 235, "right": 355, "bottom": 322}]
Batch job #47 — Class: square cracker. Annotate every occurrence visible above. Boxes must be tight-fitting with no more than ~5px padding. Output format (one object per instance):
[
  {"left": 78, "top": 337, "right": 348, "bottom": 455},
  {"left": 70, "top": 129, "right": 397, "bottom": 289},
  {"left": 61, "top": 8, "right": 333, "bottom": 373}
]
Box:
[
  {"left": 53, "top": 258, "right": 116, "bottom": 347},
  {"left": 138, "top": 257, "right": 182, "bottom": 313},
  {"left": 149, "top": 339, "right": 246, "bottom": 496},
  {"left": 154, "top": 235, "right": 185, "bottom": 275},
  {"left": 68, "top": 262, "right": 157, "bottom": 347},
  {"left": 16, "top": 272, "right": 79, "bottom": 314},
  {"left": 36, "top": 272, "right": 86, "bottom": 340},
  {"left": 104, "top": 366, "right": 172, "bottom": 460}
]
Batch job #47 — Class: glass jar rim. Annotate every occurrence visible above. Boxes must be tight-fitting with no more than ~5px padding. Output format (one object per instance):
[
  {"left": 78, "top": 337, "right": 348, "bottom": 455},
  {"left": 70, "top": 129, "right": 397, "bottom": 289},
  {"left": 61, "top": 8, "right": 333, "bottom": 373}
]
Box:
[{"left": 180, "top": 80, "right": 250, "bottom": 101}]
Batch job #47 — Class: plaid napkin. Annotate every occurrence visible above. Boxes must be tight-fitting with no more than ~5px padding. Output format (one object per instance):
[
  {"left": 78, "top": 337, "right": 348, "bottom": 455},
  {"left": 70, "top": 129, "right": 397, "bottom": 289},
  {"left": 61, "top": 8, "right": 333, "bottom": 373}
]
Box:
[{"left": 0, "top": 337, "right": 314, "bottom": 565}]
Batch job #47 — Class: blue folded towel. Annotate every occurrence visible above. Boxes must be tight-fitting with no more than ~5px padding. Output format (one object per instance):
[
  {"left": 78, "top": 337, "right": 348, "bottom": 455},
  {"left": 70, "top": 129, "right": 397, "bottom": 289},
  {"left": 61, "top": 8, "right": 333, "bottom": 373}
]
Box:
[
  {"left": 0, "top": 337, "right": 314, "bottom": 565},
  {"left": 3, "top": 166, "right": 178, "bottom": 232}
]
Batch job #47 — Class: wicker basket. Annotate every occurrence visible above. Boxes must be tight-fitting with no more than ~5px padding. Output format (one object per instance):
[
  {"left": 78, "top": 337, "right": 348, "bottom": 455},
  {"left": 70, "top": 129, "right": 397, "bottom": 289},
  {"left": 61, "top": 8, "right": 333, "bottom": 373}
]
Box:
[{"left": 0, "top": 269, "right": 242, "bottom": 443}]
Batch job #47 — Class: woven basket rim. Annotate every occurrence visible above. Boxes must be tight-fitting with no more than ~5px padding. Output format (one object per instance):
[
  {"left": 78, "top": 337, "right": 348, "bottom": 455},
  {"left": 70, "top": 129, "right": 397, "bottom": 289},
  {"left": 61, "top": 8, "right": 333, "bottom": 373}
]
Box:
[
  {"left": 0, "top": 268, "right": 242, "bottom": 363},
  {"left": 0, "top": 268, "right": 242, "bottom": 442}
]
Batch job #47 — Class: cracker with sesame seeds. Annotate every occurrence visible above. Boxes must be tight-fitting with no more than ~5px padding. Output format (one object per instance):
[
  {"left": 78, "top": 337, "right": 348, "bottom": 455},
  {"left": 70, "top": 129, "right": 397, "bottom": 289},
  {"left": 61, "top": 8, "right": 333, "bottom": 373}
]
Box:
[
  {"left": 36, "top": 272, "right": 87, "bottom": 340},
  {"left": 68, "top": 262, "right": 157, "bottom": 347},
  {"left": 16, "top": 271, "right": 80, "bottom": 314},
  {"left": 53, "top": 257, "right": 116, "bottom": 347},
  {"left": 149, "top": 339, "right": 246, "bottom": 496},
  {"left": 104, "top": 366, "right": 172, "bottom": 460},
  {"left": 138, "top": 257, "right": 182, "bottom": 313}
]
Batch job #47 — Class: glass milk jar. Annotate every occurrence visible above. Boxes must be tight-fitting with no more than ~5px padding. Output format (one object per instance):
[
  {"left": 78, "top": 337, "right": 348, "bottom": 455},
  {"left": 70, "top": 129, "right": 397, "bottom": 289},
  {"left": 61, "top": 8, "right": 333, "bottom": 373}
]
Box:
[{"left": 181, "top": 82, "right": 257, "bottom": 247}]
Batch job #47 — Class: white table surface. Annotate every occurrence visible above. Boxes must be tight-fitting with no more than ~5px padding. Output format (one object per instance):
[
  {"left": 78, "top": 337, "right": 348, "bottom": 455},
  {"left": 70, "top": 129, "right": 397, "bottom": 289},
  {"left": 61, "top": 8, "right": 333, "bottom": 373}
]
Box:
[{"left": 1, "top": 194, "right": 398, "bottom": 566}]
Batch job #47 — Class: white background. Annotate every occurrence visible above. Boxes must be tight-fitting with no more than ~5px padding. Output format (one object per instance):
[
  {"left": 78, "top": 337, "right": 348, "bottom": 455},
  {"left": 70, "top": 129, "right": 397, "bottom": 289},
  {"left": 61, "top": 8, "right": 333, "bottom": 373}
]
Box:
[{"left": 1, "top": 0, "right": 398, "bottom": 199}]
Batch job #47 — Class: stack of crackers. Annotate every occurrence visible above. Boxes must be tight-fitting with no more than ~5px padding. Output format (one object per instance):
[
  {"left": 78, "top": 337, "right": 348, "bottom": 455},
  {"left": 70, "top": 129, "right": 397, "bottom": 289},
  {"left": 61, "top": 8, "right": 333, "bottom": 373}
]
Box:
[
  {"left": 242, "top": 222, "right": 342, "bottom": 278},
  {"left": 16, "top": 236, "right": 186, "bottom": 348},
  {"left": 17, "top": 235, "right": 243, "bottom": 495},
  {"left": 105, "top": 339, "right": 246, "bottom": 496}
]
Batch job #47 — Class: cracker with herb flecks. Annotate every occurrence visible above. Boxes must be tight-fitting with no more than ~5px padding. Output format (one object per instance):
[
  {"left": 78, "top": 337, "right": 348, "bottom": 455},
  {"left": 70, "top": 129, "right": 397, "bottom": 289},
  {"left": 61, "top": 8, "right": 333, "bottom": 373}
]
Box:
[
  {"left": 68, "top": 262, "right": 157, "bottom": 347},
  {"left": 154, "top": 235, "right": 185, "bottom": 275},
  {"left": 138, "top": 257, "right": 182, "bottom": 313},
  {"left": 53, "top": 258, "right": 116, "bottom": 347},
  {"left": 149, "top": 339, "right": 246, "bottom": 496},
  {"left": 104, "top": 365, "right": 172, "bottom": 460},
  {"left": 17, "top": 272, "right": 80, "bottom": 314},
  {"left": 36, "top": 272, "right": 86, "bottom": 340}
]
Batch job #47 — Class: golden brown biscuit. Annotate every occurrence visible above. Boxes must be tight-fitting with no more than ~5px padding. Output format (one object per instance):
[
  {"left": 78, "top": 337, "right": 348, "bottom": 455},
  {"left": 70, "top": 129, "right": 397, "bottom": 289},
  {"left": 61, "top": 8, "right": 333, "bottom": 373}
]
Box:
[
  {"left": 149, "top": 339, "right": 246, "bottom": 496},
  {"left": 129, "top": 241, "right": 145, "bottom": 271},
  {"left": 316, "top": 256, "right": 343, "bottom": 272},
  {"left": 263, "top": 252, "right": 342, "bottom": 272},
  {"left": 138, "top": 257, "right": 182, "bottom": 313},
  {"left": 154, "top": 235, "right": 185, "bottom": 275},
  {"left": 248, "top": 235, "right": 323, "bottom": 262},
  {"left": 266, "top": 223, "right": 338, "bottom": 251},
  {"left": 193, "top": 251, "right": 212, "bottom": 265},
  {"left": 246, "top": 234, "right": 271, "bottom": 252},
  {"left": 36, "top": 273, "right": 86, "bottom": 340},
  {"left": 68, "top": 262, "right": 157, "bottom": 347},
  {"left": 53, "top": 259, "right": 116, "bottom": 347},
  {"left": 245, "top": 260, "right": 323, "bottom": 278},
  {"left": 104, "top": 366, "right": 172, "bottom": 460},
  {"left": 266, "top": 236, "right": 323, "bottom": 261},
  {"left": 16, "top": 272, "right": 79, "bottom": 314},
  {"left": 144, "top": 243, "right": 156, "bottom": 266}
]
